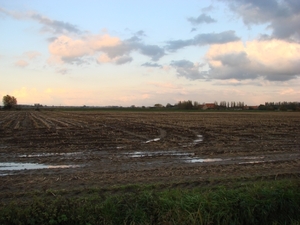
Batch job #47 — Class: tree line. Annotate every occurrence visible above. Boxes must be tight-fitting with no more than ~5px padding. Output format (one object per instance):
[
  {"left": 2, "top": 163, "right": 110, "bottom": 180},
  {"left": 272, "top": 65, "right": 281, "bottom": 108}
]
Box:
[
  {"left": 259, "top": 102, "right": 300, "bottom": 111},
  {"left": 165, "top": 100, "right": 246, "bottom": 110}
]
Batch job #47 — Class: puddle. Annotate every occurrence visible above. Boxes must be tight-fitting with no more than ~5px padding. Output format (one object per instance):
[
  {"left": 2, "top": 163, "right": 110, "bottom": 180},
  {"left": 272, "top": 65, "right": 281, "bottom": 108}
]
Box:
[
  {"left": 144, "top": 138, "right": 160, "bottom": 144},
  {"left": 126, "top": 150, "right": 194, "bottom": 158},
  {"left": 182, "top": 134, "right": 204, "bottom": 147},
  {"left": 238, "top": 160, "right": 273, "bottom": 165},
  {"left": 0, "top": 162, "right": 79, "bottom": 171},
  {"left": 19, "top": 152, "right": 82, "bottom": 158},
  {"left": 193, "top": 135, "right": 203, "bottom": 143},
  {"left": 186, "top": 158, "right": 223, "bottom": 163},
  {"left": 237, "top": 156, "right": 264, "bottom": 160},
  {"left": 185, "top": 156, "right": 266, "bottom": 164}
]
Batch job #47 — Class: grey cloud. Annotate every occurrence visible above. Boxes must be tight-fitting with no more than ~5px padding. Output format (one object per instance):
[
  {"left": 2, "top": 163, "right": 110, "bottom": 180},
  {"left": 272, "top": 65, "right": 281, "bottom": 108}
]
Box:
[
  {"left": 115, "top": 56, "right": 133, "bottom": 65},
  {"left": 102, "top": 43, "right": 133, "bottom": 59},
  {"left": 135, "top": 30, "right": 146, "bottom": 37},
  {"left": 166, "top": 30, "right": 240, "bottom": 51},
  {"left": 0, "top": 7, "right": 80, "bottom": 35},
  {"left": 101, "top": 35, "right": 165, "bottom": 62},
  {"left": 31, "top": 13, "right": 80, "bottom": 34},
  {"left": 207, "top": 51, "right": 300, "bottom": 81},
  {"left": 139, "top": 44, "right": 165, "bottom": 61},
  {"left": 271, "top": 16, "right": 300, "bottom": 39},
  {"left": 201, "top": 5, "right": 215, "bottom": 12},
  {"left": 166, "top": 39, "right": 193, "bottom": 51},
  {"left": 214, "top": 52, "right": 249, "bottom": 67},
  {"left": 62, "top": 57, "right": 87, "bottom": 65},
  {"left": 141, "top": 62, "right": 162, "bottom": 68},
  {"left": 213, "top": 80, "right": 263, "bottom": 86},
  {"left": 194, "top": 30, "right": 240, "bottom": 45},
  {"left": 57, "top": 68, "right": 68, "bottom": 75},
  {"left": 221, "top": 0, "right": 300, "bottom": 41},
  {"left": 170, "top": 60, "right": 207, "bottom": 80},
  {"left": 47, "top": 37, "right": 58, "bottom": 42},
  {"left": 188, "top": 13, "right": 216, "bottom": 25}
]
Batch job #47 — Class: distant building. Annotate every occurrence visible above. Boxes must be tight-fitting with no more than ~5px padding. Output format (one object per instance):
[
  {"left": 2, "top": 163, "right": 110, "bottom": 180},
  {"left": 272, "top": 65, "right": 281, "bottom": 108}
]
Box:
[
  {"left": 243, "top": 105, "right": 259, "bottom": 110},
  {"left": 201, "top": 103, "right": 217, "bottom": 110}
]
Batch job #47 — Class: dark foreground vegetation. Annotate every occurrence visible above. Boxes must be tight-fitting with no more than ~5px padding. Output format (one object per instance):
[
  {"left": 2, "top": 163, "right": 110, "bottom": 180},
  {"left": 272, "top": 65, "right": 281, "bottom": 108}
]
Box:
[{"left": 0, "top": 178, "right": 299, "bottom": 225}]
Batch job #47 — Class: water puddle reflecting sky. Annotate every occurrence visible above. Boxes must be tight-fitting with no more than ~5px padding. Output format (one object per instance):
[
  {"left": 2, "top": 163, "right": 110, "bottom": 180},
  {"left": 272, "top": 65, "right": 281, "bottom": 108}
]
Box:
[
  {"left": 144, "top": 138, "right": 161, "bottom": 144},
  {"left": 18, "top": 152, "right": 82, "bottom": 158},
  {"left": 193, "top": 135, "right": 203, "bottom": 143},
  {"left": 0, "top": 162, "right": 79, "bottom": 171},
  {"left": 126, "top": 150, "right": 194, "bottom": 158},
  {"left": 186, "top": 158, "right": 223, "bottom": 163}
]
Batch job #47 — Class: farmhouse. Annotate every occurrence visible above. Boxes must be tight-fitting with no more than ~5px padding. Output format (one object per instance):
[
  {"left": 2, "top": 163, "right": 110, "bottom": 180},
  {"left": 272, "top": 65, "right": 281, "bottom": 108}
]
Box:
[{"left": 201, "top": 103, "right": 217, "bottom": 110}]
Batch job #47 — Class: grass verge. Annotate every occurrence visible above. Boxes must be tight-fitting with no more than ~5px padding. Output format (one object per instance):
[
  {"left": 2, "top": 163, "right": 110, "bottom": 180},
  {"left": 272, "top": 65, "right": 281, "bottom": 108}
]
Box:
[{"left": 0, "top": 178, "right": 299, "bottom": 225}]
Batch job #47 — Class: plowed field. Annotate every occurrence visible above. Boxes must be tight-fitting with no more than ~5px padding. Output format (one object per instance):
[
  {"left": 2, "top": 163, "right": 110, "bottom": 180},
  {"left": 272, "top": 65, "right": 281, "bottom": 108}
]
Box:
[{"left": 0, "top": 111, "right": 299, "bottom": 201}]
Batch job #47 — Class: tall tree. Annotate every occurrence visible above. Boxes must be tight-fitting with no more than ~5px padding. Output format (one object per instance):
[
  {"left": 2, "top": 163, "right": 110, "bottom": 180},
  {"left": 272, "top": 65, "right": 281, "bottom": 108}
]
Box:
[{"left": 2, "top": 95, "right": 17, "bottom": 109}]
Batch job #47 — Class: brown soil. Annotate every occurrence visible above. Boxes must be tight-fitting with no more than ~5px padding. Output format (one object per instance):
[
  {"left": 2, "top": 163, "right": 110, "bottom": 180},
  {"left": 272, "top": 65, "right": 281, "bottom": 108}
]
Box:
[{"left": 0, "top": 111, "right": 299, "bottom": 201}]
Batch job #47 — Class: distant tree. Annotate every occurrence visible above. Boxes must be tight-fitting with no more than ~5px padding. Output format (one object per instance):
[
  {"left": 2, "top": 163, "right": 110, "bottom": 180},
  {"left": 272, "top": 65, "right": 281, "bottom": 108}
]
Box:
[
  {"left": 193, "top": 101, "right": 199, "bottom": 108},
  {"left": 166, "top": 103, "right": 173, "bottom": 108},
  {"left": 258, "top": 104, "right": 266, "bottom": 110},
  {"left": 2, "top": 95, "right": 17, "bottom": 109},
  {"left": 177, "top": 100, "right": 194, "bottom": 110},
  {"left": 154, "top": 103, "right": 164, "bottom": 108},
  {"left": 220, "top": 101, "right": 227, "bottom": 108}
]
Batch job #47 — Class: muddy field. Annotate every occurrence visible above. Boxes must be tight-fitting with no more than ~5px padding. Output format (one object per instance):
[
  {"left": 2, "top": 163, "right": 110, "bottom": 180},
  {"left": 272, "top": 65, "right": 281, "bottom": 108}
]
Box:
[{"left": 0, "top": 110, "right": 299, "bottom": 201}]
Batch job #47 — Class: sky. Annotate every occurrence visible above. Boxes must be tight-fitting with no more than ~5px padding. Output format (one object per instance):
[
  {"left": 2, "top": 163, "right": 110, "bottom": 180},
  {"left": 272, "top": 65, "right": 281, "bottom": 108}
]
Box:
[{"left": 0, "top": 0, "right": 300, "bottom": 107}]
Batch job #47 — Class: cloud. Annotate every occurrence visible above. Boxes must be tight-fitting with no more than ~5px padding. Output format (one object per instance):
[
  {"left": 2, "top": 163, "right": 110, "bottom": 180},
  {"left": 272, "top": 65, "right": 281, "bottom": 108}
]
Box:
[
  {"left": 194, "top": 31, "right": 240, "bottom": 45},
  {"left": 24, "top": 51, "right": 41, "bottom": 59},
  {"left": 141, "top": 62, "right": 162, "bottom": 68},
  {"left": 166, "top": 30, "right": 240, "bottom": 51},
  {"left": 101, "top": 36, "right": 165, "bottom": 61},
  {"left": 139, "top": 44, "right": 165, "bottom": 61},
  {"left": 48, "top": 35, "right": 90, "bottom": 59},
  {"left": 1, "top": 7, "right": 165, "bottom": 65},
  {"left": 56, "top": 68, "right": 68, "bottom": 75},
  {"left": 213, "top": 79, "right": 263, "bottom": 86},
  {"left": 205, "top": 39, "right": 300, "bottom": 81},
  {"left": 49, "top": 33, "right": 165, "bottom": 65},
  {"left": 48, "top": 34, "right": 121, "bottom": 64},
  {"left": 135, "top": 30, "right": 146, "bottom": 37},
  {"left": 15, "top": 60, "right": 29, "bottom": 67},
  {"left": 13, "top": 51, "right": 41, "bottom": 68},
  {"left": 115, "top": 55, "right": 133, "bottom": 65},
  {"left": 0, "top": 7, "right": 81, "bottom": 35},
  {"left": 220, "top": 0, "right": 300, "bottom": 41},
  {"left": 201, "top": 5, "right": 215, "bottom": 12},
  {"left": 88, "top": 34, "right": 121, "bottom": 50},
  {"left": 30, "top": 13, "right": 81, "bottom": 34},
  {"left": 188, "top": 13, "right": 217, "bottom": 25},
  {"left": 97, "top": 54, "right": 132, "bottom": 65},
  {"left": 170, "top": 60, "right": 207, "bottom": 80},
  {"left": 279, "top": 88, "right": 300, "bottom": 96}
]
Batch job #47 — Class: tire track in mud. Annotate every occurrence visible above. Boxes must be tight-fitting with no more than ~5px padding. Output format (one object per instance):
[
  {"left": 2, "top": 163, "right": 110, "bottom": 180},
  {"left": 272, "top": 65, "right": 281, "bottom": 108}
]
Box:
[{"left": 0, "top": 112, "right": 18, "bottom": 129}]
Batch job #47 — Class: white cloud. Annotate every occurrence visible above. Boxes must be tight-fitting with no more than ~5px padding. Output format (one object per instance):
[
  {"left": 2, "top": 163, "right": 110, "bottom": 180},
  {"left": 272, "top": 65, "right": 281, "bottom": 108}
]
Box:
[
  {"left": 205, "top": 39, "right": 300, "bottom": 81},
  {"left": 15, "top": 60, "right": 29, "bottom": 67},
  {"left": 24, "top": 51, "right": 41, "bottom": 59},
  {"left": 48, "top": 34, "right": 121, "bottom": 64}
]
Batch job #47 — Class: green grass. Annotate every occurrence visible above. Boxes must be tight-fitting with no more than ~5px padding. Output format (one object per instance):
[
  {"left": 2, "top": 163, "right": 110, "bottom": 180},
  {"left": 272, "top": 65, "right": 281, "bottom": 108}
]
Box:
[{"left": 0, "top": 178, "right": 299, "bottom": 225}]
